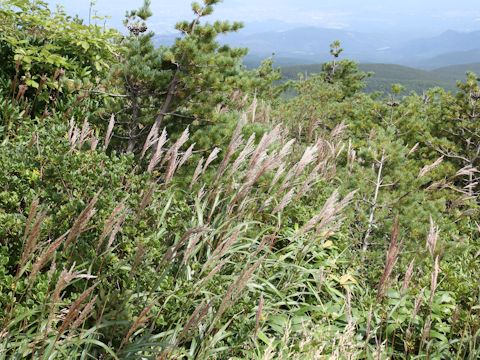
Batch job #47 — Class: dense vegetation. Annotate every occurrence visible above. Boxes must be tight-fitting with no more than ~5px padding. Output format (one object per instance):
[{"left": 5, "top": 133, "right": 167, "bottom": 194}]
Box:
[
  {"left": 0, "top": 1, "right": 479, "bottom": 358},
  {"left": 282, "top": 62, "right": 480, "bottom": 93}
]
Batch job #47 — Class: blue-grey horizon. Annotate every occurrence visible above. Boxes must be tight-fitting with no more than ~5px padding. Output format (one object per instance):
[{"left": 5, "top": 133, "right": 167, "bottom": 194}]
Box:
[{"left": 47, "top": 0, "right": 480, "bottom": 36}]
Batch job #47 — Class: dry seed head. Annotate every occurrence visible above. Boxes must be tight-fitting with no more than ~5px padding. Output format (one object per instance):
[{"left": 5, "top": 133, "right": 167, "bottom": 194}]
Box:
[
  {"left": 203, "top": 147, "right": 221, "bottom": 174},
  {"left": 47, "top": 256, "right": 57, "bottom": 285},
  {"left": 412, "top": 292, "right": 423, "bottom": 320},
  {"left": 71, "top": 295, "right": 98, "bottom": 330},
  {"left": 119, "top": 303, "right": 154, "bottom": 349},
  {"left": 90, "top": 136, "right": 99, "bottom": 151},
  {"left": 182, "top": 233, "right": 203, "bottom": 265},
  {"left": 330, "top": 122, "right": 347, "bottom": 139},
  {"left": 164, "top": 147, "right": 179, "bottom": 184},
  {"left": 97, "top": 202, "right": 126, "bottom": 252},
  {"left": 79, "top": 118, "right": 91, "bottom": 148},
  {"left": 104, "top": 114, "right": 115, "bottom": 150},
  {"left": 51, "top": 265, "right": 78, "bottom": 306},
  {"left": 279, "top": 144, "right": 317, "bottom": 192},
  {"left": 261, "top": 342, "right": 276, "bottom": 360},
  {"left": 249, "top": 125, "right": 281, "bottom": 170},
  {"left": 402, "top": 260, "right": 415, "bottom": 293},
  {"left": 231, "top": 152, "right": 277, "bottom": 208},
  {"left": 197, "top": 185, "right": 206, "bottom": 201},
  {"left": 377, "top": 216, "right": 402, "bottom": 300},
  {"left": 178, "top": 143, "right": 195, "bottom": 169},
  {"left": 19, "top": 202, "right": 46, "bottom": 272},
  {"left": 105, "top": 212, "right": 127, "bottom": 251},
  {"left": 24, "top": 198, "right": 39, "bottom": 242},
  {"left": 250, "top": 94, "right": 258, "bottom": 122},
  {"left": 16, "top": 84, "right": 28, "bottom": 100},
  {"left": 273, "top": 188, "right": 295, "bottom": 214},
  {"left": 141, "top": 123, "right": 160, "bottom": 159},
  {"left": 425, "top": 180, "right": 447, "bottom": 191},
  {"left": 455, "top": 165, "right": 479, "bottom": 177},
  {"left": 65, "top": 193, "right": 99, "bottom": 249},
  {"left": 213, "top": 230, "right": 241, "bottom": 260},
  {"left": 237, "top": 196, "right": 260, "bottom": 214},
  {"left": 268, "top": 163, "right": 286, "bottom": 193},
  {"left": 334, "top": 142, "right": 346, "bottom": 160},
  {"left": 29, "top": 233, "right": 67, "bottom": 282},
  {"left": 315, "top": 138, "right": 333, "bottom": 161},
  {"left": 429, "top": 256, "right": 440, "bottom": 305},
  {"left": 299, "top": 190, "right": 339, "bottom": 234},
  {"left": 405, "top": 292, "right": 423, "bottom": 342},
  {"left": 419, "top": 156, "right": 444, "bottom": 178},
  {"left": 408, "top": 143, "right": 419, "bottom": 156},
  {"left": 213, "top": 254, "right": 267, "bottom": 327},
  {"left": 131, "top": 241, "right": 146, "bottom": 275},
  {"left": 199, "top": 258, "right": 227, "bottom": 288},
  {"left": 426, "top": 217, "right": 439, "bottom": 257},
  {"left": 231, "top": 133, "right": 256, "bottom": 175},
  {"left": 347, "top": 139, "right": 357, "bottom": 169},
  {"left": 137, "top": 184, "right": 155, "bottom": 215},
  {"left": 27, "top": 132, "right": 38, "bottom": 149},
  {"left": 450, "top": 195, "right": 475, "bottom": 209},
  {"left": 421, "top": 318, "right": 432, "bottom": 347},
  {"left": 58, "top": 284, "right": 97, "bottom": 335},
  {"left": 190, "top": 157, "right": 205, "bottom": 189},
  {"left": 277, "top": 139, "right": 296, "bottom": 162},
  {"left": 296, "top": 162, "right": 323, "bottom": 200},
  {"left": 215, "top": 117, "right": 246, "bottom": 181},
  {"left": 180, "top": 301, "right": 211, "bottom": 340},
  {"left": 147, "top": 128, "right": 168, "bottom": 172},
  {"left": 69, "top": 127, "right": 79, "bottom": 150},
  {"left": 299, "top": 190, "right": 356, "bottom": 235},
  {"left": 68, "top": 118, "right": 76, "bottom": 144},
  {"left": 161, "top": 227, "right": 209, "bottom": 265},
  {"left": 173, "top": 127, "right": 190, "bottom": 151},
  {"left": 253, "top": 235, "right": 276, "bottom": 258},
  {"left": 337, "top": 190, "right": 357, "bottom": 210}
]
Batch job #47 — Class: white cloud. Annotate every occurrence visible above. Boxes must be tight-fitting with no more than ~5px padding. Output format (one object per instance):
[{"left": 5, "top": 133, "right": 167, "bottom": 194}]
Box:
[{"left": 47, "top": 0, "right": 480, "bottom": 34}]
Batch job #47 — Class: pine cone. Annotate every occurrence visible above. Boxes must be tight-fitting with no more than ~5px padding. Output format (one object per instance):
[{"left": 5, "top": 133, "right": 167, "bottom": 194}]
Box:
[{"left": 128, "top": 24, "right": 148, "bottom": 36}]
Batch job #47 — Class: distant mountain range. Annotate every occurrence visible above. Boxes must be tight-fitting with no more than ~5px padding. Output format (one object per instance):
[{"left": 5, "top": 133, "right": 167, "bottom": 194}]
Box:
[
  {"left": 418, "top": 49, "right": 480, "bottom": 69},
  {"left": 397, "top": 30, "right": 480, "bottom": 68},
  {"left": 154, "top": 25, "right": 480, "bottom": 93},
  {"left": 154, "top": 27, "right": 480, "bottom": 70},
  {"left": 282, "top": 63, "right": 480, "bottom": 93},
  {"left": 222, "top": 27, "right": 394, "bottom": 63}
]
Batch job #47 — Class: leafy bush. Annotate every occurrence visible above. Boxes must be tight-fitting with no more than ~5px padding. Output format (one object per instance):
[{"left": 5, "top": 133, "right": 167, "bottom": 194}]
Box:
[{"left": 0, "top": 1, "right": 479, "bottom": 359}]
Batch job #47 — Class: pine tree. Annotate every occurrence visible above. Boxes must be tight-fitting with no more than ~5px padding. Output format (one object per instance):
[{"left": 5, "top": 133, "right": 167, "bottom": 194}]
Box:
[
  {"left": 105, "top": 0, "right": 169, "bottom": 151},
  {"left": 441, "top": 73, "right": 480, "bottom": 196},
  {"left": 105, "top": 0, "right": 252, "bottom": 152},
  {"left": 141, "top": 0, "right": 250, "bottom": 147},
  {"left": 322, "top": 41, "right": 369, "bottom": 97}
]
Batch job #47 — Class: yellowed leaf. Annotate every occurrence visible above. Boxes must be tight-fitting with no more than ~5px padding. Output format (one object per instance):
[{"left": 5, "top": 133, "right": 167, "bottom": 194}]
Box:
[
  {"left": 322, "top": 240, "right": 334, "bottom": 249},
  {"left": 339, "top": 274, "right": 357, "bottom": 286}
]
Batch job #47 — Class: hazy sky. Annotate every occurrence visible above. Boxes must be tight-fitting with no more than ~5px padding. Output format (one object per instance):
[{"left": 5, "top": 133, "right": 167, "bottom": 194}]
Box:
[{"left": 48, "top": 0, "right": 480, "bottom": 35}]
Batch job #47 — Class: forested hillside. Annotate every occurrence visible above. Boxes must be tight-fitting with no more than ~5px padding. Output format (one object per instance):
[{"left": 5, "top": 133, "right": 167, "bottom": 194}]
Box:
[
  {"left": 282, "top": 62, "right": 480, "bottom": 93},
  {"left": 0, "top": 1, "right": 479, "bottom": 359}
]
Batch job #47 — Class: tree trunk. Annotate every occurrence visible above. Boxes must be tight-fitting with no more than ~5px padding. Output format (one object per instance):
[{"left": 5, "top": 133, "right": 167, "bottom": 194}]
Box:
[
  {"left": 362, "top": 151, "right": 385, "bottom": 252},
  {"left": 141, "top": 72, "right": 179, "bottom": 158}
]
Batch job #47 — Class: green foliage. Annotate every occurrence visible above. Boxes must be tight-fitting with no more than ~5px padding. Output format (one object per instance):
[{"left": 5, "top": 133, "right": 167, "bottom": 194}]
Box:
[
  {"left": 0, "top": 0, "right": 119, "bottom": 118},
  {"left": 321, "top": 42, "right": 369, "bottom": 96},
  {"left": 0, "top": 3, "right": 479, "bottom": 360},
  {"left": 281, "top": 62, "right": 480, "bottom": 94},
  {"left": 102, "top": 0, "right": 281, "bottom": 153}
]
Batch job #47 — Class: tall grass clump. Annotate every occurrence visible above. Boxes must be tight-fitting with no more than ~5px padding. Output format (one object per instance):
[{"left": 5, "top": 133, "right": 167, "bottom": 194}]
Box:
[{"left": 1, "top": 0, "right": 480, "bottom": 358}]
